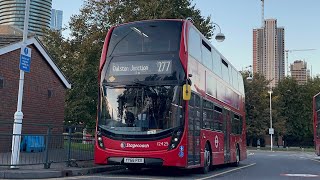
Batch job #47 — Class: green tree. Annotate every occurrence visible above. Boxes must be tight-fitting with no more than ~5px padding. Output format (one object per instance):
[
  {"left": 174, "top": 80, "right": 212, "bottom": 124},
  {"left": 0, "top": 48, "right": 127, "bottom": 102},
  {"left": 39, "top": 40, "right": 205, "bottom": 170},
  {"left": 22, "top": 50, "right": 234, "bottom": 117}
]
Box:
[
  {"left": 107, "top": 0, "right": 214, "bottom": 38},
  {"left": 244, "top": 72, "right": 270, "bottom": 146},
  {"left": 42, "top": 0, "right": 215, "bottom": 126},
  {"left": 273, "top": 77, "right": 320, "bottom": 147}
]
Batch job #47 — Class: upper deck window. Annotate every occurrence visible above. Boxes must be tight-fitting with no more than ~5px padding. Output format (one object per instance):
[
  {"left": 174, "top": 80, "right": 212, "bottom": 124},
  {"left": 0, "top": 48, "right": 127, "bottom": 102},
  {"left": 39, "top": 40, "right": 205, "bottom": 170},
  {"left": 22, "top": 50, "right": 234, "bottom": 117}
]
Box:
[
  {"left": 188, "top": 27, "right": 201, "bottom": 62},
  {"left": 107, "top": 21, "right": 182, "bottom": 56}
]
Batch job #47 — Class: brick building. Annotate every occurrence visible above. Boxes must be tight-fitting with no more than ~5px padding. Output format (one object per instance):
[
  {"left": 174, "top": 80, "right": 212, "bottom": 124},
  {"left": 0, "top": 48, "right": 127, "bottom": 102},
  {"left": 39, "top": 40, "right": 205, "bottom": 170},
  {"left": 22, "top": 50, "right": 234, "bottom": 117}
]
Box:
[{"left": 0, "top": 36, "right": 71, "bottom": 151}]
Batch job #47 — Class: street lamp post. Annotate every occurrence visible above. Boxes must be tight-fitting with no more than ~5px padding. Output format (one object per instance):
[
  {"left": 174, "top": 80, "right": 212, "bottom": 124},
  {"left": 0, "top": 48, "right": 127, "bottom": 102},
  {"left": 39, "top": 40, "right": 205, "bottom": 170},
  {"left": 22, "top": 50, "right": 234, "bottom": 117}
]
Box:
[
  {"left": 10, "top": 0, "right": 30, "bottom": 168},
  {"left": 212, "top": 23, "right": 225, "bottom": 42},
  {"left": 268, "top": 90, "right": 273, "bottom": 151},
  {"left": 185, "top": 18, "right": 225, "bottom": 43},
  {"left": 245, "top": 65, "right": 253, "bottom": 81}
]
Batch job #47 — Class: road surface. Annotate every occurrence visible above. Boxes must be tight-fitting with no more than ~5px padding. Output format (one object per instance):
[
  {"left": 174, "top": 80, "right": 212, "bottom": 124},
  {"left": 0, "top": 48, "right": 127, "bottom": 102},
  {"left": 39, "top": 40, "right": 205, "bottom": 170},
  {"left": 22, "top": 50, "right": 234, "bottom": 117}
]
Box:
[{"left": 52, "top": 150, "right": 320, "bottom": 180}]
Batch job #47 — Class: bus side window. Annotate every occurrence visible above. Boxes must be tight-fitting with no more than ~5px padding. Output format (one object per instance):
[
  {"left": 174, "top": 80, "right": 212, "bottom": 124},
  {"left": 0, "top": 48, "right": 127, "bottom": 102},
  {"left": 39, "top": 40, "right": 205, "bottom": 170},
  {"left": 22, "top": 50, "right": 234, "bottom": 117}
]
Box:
[
  {"left": 318, "top": 113, "right": 320, "bottom": 137},
  {"left": 194, "top": 94, "right": 201, "bottom": 108},
  {"left": 203, "top": 100, "right": 214, "bottom": 130},
  {"left": 213, "top": 106, "right": 223, "bottom": 131},
  {"left": 188, "top": 28, "right": 202, "bottom": 62},
  {"left": 240, "top": 116, "right": 243, "bottom": 134},
  {"left": 189, "top": 93, "right": 195, "bottom": 107},
  {"left": 232, "top": 114, "right": 241, "bottom": 135}
]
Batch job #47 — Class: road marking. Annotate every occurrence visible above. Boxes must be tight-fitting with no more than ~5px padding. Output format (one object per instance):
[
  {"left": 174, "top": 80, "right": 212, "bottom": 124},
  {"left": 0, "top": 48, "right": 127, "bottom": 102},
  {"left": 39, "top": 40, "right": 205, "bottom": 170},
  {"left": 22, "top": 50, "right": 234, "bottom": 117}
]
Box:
[
  {"left": 196, "top": 163, "right": 256, "bottom": 180},
  {"left": 281, "top": 174, "right": 319, "bottom": 177},
  {"left": 248, "top": 152, "right": 254, "bottom": 156},
  {"left": 307, "top": 158, "right": 320, "bottom": 163},
  {"left": 91, "top": 176, "right": 168, "bottom": 180},
  {"left": 268, "top": 154, "right": 277, "bottom": 157},
  {"left": 298, "top": 156, "right": 320, "bottom": 163}
]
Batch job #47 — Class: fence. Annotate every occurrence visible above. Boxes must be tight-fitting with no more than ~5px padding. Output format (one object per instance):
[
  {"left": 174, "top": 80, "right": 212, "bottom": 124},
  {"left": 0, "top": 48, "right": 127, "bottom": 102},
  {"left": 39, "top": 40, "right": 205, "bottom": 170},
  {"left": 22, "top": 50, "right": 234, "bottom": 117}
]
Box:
[{"left": 0, "top": 121, "right": 95, "bottom": 169}]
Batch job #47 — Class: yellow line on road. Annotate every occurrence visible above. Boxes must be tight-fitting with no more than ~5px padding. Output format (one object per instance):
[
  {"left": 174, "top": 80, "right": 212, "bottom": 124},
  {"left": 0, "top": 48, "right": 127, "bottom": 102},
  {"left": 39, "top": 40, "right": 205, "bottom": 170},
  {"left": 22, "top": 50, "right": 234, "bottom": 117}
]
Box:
[{"left": 196, "top": 163, "right": 256, "bottom": 180}]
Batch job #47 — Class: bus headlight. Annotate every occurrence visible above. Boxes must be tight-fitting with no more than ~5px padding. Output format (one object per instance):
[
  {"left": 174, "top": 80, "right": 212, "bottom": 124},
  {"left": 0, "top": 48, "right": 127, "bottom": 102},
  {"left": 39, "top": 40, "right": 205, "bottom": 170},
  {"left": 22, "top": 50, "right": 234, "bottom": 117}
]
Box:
[
  {"left": 168, "top": 129, "right": 183, "bottom": 150},
  {"left": 97, "top": 131, "right": 105, "bottom": 149}
]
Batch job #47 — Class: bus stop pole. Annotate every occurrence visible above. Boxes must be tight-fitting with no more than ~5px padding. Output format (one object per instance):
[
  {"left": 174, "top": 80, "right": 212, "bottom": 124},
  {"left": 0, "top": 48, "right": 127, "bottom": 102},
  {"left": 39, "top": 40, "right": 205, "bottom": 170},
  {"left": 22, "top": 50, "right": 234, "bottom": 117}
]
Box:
[{"left": 10, "top": 0, "right": 30, "bottom": 169}]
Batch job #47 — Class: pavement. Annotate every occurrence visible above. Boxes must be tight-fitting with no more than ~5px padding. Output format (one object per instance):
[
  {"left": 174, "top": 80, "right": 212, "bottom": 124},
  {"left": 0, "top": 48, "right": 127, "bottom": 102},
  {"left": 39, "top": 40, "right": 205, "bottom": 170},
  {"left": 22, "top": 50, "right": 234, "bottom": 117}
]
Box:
[{"left": 0, "top": 161, "right": 124, "bottom": 179}]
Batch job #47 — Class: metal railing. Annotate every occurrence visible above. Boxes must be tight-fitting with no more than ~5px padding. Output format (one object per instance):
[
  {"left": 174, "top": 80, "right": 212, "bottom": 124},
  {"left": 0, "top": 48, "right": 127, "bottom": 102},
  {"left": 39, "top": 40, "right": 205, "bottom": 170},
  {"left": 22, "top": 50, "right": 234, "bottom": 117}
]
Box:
[{"left": 0, "top": 121, "right": 95, "bottom": 169}]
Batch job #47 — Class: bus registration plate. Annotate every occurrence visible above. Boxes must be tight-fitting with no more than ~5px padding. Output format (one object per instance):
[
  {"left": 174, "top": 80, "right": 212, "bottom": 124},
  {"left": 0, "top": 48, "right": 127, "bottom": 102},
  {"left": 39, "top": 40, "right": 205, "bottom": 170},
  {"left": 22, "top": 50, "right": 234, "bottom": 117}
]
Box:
[{"left": 124, "top": 158, "right": 144, "bottom": 164}]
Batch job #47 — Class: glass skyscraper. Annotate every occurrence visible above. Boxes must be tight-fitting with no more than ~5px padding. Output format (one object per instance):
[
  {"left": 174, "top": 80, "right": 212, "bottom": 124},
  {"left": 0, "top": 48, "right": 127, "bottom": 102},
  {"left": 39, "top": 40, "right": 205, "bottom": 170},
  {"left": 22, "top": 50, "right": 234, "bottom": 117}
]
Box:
[
  {"left": 0, "top": 0, "right": 52, "bottom": 36},
  {"left": 50, "top": 9, "right": 63, "bottom": 31}
]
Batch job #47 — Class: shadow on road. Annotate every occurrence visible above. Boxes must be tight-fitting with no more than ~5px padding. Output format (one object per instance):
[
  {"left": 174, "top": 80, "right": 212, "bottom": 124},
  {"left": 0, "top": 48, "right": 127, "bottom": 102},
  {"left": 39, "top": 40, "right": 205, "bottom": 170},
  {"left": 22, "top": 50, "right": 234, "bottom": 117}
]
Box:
[{"left": 107, "top": 163, "right": 250, "bottom": 179}]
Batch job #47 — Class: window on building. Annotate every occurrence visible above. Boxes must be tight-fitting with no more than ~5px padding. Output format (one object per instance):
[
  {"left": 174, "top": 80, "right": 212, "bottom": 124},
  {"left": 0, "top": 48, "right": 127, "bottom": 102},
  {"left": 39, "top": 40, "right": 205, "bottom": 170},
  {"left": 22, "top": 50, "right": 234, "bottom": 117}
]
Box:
[
  {"left": 48, "top": 89, "right": 53, "bottom": 98},
  {"left": 0, "top": 76, "right": 4, "bottom": 89}
]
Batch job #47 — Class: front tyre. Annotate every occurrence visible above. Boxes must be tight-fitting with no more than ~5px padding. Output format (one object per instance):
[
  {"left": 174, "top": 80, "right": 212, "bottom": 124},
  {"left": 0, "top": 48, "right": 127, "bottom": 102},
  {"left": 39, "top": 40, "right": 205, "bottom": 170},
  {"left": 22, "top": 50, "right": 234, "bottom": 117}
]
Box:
[
  {"left": 231, "top": 147, "right": 240, "bottom": 167},
  {"left": 199, "top": 143, "right": 211, "bottom": 174}
]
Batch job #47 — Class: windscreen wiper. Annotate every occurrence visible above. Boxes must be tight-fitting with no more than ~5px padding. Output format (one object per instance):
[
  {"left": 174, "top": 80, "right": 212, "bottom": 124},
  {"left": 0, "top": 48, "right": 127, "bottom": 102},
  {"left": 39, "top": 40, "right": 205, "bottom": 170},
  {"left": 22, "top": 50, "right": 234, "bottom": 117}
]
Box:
[
  {"left": 102, "top": 82, "right": 124, "bottom": 88},
  {"left": 132, "top": 79, "right": 149, "bottom": 86}
]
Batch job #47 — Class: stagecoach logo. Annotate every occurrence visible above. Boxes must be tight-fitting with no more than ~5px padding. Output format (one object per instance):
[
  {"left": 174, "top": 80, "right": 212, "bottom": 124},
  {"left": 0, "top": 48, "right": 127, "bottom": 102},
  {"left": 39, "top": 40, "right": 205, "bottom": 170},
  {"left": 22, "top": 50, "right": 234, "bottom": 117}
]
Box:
[{"left": 120, "top": 142, "right": 150, "bottom": 149}]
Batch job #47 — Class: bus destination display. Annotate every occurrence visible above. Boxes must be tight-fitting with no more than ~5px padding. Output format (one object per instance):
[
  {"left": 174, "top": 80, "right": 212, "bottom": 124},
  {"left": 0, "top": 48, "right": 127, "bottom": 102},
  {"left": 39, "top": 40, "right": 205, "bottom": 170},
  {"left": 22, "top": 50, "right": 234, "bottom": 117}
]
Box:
[{"left": 109, "top": 60, "right": 172, "bottom": 76}]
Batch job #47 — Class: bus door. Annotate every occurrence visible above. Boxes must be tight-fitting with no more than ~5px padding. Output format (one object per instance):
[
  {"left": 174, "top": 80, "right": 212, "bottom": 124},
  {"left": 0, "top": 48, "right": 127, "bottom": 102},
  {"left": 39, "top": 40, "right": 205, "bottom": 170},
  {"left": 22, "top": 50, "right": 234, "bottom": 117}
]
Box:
[
  {"left": 223, "top": 109, "right": 231, "bottom": 163},
  {"left": 187, "top": 93, "right": 202, "bottom": 166}
]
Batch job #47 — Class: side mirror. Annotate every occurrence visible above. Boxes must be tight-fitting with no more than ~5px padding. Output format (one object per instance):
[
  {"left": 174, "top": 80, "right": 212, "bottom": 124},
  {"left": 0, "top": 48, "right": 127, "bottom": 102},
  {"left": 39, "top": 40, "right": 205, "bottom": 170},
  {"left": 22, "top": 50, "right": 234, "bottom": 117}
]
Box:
[{"left": 183, "top": 84, "right": 191, "bottom": 101}]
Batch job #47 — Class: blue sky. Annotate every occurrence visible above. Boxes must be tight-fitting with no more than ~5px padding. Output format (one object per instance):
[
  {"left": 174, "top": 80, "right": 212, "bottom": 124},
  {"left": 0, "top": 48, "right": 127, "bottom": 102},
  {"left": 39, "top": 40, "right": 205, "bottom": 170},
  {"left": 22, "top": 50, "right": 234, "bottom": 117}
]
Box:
[{"left": 52, "top": 0, "right": 320, "bottom": 76}]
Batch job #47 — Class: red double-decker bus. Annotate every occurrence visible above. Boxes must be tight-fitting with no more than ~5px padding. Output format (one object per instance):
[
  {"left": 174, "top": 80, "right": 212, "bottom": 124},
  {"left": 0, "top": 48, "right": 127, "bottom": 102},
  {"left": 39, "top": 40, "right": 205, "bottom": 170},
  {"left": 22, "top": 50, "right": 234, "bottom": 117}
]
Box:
[
  {"left": 95, "top": 19, "right": 246, "bottom": 173},
  {"left": 313, "top": 92, "right": 320, "bottom": 156}
]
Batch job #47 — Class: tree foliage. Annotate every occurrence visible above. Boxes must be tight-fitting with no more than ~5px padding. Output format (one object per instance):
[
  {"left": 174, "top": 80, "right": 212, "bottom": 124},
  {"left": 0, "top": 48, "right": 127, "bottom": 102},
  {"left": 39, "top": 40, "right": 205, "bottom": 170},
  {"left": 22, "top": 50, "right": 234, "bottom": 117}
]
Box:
[
  {"left": 107, "top": 0, "right": 214, "bottom": 38},
  {"left": 42, "top": 0, "right": 215, "bottom": 126},
  {"left": 273, "top": 77, "right": 320, "bottom": 146},
  {"left": 244, "top": 72, "right": 270, "bottom": 144},
  {"left": 244, "top": 73, "right": 320, "bottom": 147}
]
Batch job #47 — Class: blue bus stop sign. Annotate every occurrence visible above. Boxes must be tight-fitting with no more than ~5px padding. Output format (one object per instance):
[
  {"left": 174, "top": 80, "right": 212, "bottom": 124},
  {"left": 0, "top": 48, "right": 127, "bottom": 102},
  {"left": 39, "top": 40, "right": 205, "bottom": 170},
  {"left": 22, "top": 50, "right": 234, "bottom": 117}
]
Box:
[{"left": 19, "top": 46, "right": 32, "bottom": 72}]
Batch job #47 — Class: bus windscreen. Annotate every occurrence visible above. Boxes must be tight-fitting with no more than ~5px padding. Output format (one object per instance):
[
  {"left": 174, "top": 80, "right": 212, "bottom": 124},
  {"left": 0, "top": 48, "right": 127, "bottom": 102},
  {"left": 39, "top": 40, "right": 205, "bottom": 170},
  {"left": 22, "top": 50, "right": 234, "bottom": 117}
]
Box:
[{"left": 107, "top": 21, "right": 182, "bottom": 56}]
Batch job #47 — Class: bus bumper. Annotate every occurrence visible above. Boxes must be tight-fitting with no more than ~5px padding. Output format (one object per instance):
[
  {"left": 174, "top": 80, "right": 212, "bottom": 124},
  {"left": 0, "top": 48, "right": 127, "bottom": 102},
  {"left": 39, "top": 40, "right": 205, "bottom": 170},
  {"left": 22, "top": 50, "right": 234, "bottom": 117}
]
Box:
[{"left": 94, "top": 145, "right": 187, "bottom": 167}]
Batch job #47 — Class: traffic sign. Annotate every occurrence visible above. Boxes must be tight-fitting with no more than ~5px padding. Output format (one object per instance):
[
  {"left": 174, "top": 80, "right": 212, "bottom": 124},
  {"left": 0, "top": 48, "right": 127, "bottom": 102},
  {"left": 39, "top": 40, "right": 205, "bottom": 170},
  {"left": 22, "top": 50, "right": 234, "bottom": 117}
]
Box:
[
  {"left": 269, "top": 128, "right": 274, "bottom": 135},
  {"left": 19, "top": 46, "right": 32, "bottom": 72}
]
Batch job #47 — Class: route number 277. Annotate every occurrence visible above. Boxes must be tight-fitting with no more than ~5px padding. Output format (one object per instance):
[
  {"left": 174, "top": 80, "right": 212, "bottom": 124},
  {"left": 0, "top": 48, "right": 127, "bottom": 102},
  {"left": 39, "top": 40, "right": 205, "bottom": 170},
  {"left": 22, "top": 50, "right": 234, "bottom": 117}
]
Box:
[{"left": 157, "top": 61, "right": 171, "bottom": 72}]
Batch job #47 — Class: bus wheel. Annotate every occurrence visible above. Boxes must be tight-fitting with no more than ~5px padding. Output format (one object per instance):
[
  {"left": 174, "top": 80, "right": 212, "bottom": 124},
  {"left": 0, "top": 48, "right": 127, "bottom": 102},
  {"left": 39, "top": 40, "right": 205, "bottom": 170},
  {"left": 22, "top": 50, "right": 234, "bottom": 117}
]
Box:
[
  {"left": 200, "top": 143, "right": 211, "bottom": 174},
  {"left": 232, "top": 147, "right": 240, "bottom": 167}
]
